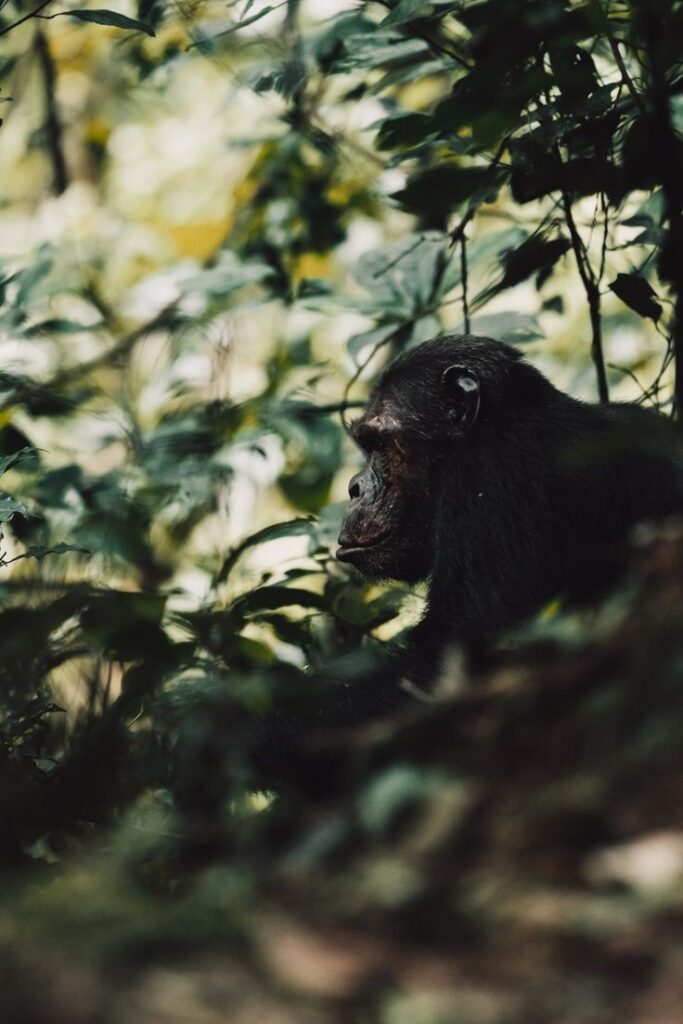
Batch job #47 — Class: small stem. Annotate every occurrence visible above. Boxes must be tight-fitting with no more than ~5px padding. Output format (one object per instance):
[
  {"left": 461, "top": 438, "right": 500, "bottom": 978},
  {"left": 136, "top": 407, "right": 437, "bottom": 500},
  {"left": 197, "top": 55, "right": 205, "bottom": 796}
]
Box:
[
  {"left": 460, "top": 233, "right": 470, "bottom": 334},
  {"left": 597, "top": 191, "right": 609, "bottom": 287},
  {"left": 607, "top": 35, "right": 647, "bottom": 114},
  {"left": 340, "top": 325, "right": 405, "bottom": 434},
  {"left": 561, "top": 187, "right": 608, "bottom": 402},
  {"left": 449, "top": 206, "right": 475, "bottom": 247},
  {"left": 449, "top": 137, "right": 508, "bottom": 250}
]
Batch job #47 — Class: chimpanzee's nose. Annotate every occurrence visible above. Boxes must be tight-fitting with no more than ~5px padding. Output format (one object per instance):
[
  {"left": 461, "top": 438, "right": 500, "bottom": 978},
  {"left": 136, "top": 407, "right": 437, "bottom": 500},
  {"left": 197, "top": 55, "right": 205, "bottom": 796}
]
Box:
[{"left": 348, "top": 473, "right": 363, "bottom": 500}]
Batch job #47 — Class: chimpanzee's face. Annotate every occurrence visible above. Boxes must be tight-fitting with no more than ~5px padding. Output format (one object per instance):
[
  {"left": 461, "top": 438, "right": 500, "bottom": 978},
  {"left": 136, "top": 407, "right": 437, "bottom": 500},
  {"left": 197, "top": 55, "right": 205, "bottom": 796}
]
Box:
[
  {"left": 336, "top": 362, "right": 481, "bottom": 583},
  {"left": 336, "top": 399, "right": 436, "bottom": 583}
]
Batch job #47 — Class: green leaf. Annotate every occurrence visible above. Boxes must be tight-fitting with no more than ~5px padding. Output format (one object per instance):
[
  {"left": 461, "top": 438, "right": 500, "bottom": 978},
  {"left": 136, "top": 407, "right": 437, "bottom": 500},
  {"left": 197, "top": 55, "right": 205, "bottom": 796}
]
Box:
[
  {"left": 500, "top": 236, "right": 571, "bottom": 289},
  {"left": 473, "top": 235, "right": 570, "bottom": 309},
  {"left": 463, "top": 227, "right": 528, "bottom": 310},
  {"left": 361, "top": 590, "right": 407, "bottom": 630},
  {"left": 80, "top": 591, "right": 169, "bottom": 661},
  {"left": 69, "top": 9, "right": 156, "bottom": 35},
  {"left": 359, "top": 766, "right": 434, "bottom": 833},
  {"left": 0, "top": 447, "right": 36, "bottom": 479},
  {"left": 380, "top": 0, "right": 435, "bottom": 29},
  {"left": 191, "top": 4, "right": 277, "bottom": 47},
  {"left": 350, "top": 233, "right": 459, "bottom": 323},
  {"left": 608, "top": 273, "right": 662, "bottom": 322},
  {"left": 231, "top": 584, "right": 326, "bottom": 618},
  {"left": 510, "top": 133, "right": 562, "bottom": 204},
  {"left": 622, "top": 191, "right": 665, "bottom": 247},
  {"left": 215, "top": 519, "right": 314, "bottom": 584},
  {"left": 296, "top": 278, "right": 335, "bottom": 304},
  {"left": 277, "top": 415, "right": 342, "bottom": 514},
  {"left": 14, "top": 248, "right": 53, "bottom": 307},
  {"left": 0, "top": 495, "right": 29, "bottom": 522},
  {"left": 467, "top": 228, "right": 528, "bottom": 273},
  {"left": 181, "top": 254, "right": 274, "bottom": 298},
  {"left": 623, "top": 191, "right": 664, "bottom": 230},
  {"left": 26, "top": 318, "right": 98, "bottom": 335},
  {"left": 374, "top": 111, "right": 436, "bottom": 151},
  {"left": 407, "top": 314, "right": 441, "bottom": 347},
  {"left": 434, "top": 66, "right": 550, "bottom": 150},
  {"left": 336, "top": 33, "right": 428, "bottom": 73},
  {"left": 393, "top": 165, "right": 507, "bottom": 221}
]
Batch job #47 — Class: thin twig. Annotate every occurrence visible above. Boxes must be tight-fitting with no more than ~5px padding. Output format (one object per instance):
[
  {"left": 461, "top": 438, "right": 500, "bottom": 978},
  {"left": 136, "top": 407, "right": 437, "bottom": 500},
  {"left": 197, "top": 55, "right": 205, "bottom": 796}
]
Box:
[
  {"left": 610, "top": 335, "right": 675, "bottom": 410},
  {"left": 340, "top": 324, "right": 407, "bottom": 434},
  {"left": 448, "top": 136, "right": 510, "bottom": 249},
  {"left": 537, "top": 52, "right": 608, "bottom": 401},
  {"left": 0, "top": 0, "right": 53, "bottom": 37},
  {"left": 597, "top": 190, "right": 609, "bottom": 287},
  {"left": 186, "top": 0, "right": 290, "bottom": 49},
  {"left": 460, "top": 233, "right": 470, "bottom": 334},
  {"left": 560, "top": 182, "right": 609, "bottom": 402},
  {"left": 607, "top": 34, "right": 647, "bottom": 114},
  {"left": 372, "top": 236, "right": 425, "bottom": 278},
  {"left": 607, "top": 362, "right": 650, "bottom": 400}
]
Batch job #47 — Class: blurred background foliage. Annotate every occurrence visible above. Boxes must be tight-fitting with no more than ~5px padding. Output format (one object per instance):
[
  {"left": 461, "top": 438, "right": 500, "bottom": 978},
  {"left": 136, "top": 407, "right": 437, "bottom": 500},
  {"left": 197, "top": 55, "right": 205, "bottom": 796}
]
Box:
[{"left": 1, "top": 0, "right": 683, "bottom": 1021}]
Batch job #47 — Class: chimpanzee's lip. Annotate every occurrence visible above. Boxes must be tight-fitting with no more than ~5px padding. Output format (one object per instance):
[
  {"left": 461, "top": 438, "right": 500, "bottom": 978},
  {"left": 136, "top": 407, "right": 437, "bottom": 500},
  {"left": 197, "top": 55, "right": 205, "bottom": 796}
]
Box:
[{"left": 336, "top": 533, "right": 390, "bottom": 561}]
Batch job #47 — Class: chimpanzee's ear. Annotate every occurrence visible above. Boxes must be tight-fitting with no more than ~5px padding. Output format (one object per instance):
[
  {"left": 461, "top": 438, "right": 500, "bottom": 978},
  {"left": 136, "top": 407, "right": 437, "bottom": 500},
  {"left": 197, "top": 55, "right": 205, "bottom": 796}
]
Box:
[{"left": 441, "top": 364, "right": 481, "bottom": 432}]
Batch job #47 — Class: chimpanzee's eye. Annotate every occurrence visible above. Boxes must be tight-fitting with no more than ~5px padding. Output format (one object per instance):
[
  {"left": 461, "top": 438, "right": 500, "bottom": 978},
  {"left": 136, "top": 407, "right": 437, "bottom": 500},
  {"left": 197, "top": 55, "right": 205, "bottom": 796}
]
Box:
[
  {"left": 354, "top": 423, "right": 381, "bottom": 453},
  {"left": 351, "top": 417, "right": 403, "bottom": 455}
]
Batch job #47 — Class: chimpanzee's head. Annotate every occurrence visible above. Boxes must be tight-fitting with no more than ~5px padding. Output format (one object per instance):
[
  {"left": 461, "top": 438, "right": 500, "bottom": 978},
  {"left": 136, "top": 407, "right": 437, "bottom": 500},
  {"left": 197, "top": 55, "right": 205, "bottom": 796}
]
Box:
[{"left": 336, "top": 335, "right": 540, "bottom": 583}]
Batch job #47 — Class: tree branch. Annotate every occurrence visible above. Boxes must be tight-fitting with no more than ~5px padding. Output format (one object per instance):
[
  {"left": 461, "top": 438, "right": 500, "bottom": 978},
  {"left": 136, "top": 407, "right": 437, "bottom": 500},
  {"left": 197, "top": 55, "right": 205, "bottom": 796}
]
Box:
[
  {"left": 34, "top": 28, "right": 68, "bottom": 195},
  {"left": 642, "top": 6, "right": 683, "bottom": 420},
  {"left": 537, "top": 51, "right": 608, "bottom": 402}
]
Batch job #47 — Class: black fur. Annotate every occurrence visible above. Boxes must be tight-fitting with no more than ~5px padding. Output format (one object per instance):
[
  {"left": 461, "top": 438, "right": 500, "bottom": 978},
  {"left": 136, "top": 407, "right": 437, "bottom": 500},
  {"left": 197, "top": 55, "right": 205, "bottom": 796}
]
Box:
[{"left": 255, "top": 335, "right": 683, "bottom": 786}]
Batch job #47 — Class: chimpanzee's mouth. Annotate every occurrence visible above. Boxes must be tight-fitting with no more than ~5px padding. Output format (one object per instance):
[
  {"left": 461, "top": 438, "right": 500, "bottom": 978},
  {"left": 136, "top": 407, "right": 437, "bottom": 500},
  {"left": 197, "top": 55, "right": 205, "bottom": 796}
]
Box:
[{"left": 336, "top": 532, "right": 390, "bottom": 562}]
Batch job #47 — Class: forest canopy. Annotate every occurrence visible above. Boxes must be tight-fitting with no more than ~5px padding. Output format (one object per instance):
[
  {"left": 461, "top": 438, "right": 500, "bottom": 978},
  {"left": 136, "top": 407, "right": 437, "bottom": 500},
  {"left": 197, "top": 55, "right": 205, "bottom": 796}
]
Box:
[{"left": 1, "top": 2, "right": 683, "bottom": 1022}]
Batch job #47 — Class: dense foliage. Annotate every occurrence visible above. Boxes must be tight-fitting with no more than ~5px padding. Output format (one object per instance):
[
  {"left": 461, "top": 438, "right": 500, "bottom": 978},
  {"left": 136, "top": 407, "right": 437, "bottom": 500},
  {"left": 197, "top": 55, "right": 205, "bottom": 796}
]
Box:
[{"left": 0, "top": 1, "right": 683, "bottom": 1020}]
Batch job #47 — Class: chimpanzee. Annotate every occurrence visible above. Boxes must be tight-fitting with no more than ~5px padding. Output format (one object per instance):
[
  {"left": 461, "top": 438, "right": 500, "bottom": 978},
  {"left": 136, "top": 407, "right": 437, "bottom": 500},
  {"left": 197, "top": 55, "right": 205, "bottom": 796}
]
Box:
[
  {"left": 337, "top": 334, "right": 683, "bottom": 683},
  {"left": 253, "top": 334, "right": 683, "bottom": 784}
]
